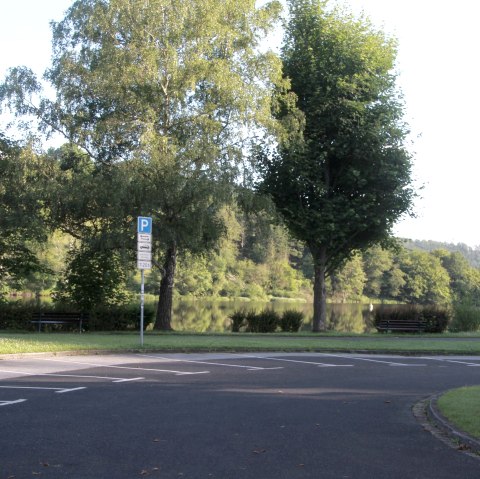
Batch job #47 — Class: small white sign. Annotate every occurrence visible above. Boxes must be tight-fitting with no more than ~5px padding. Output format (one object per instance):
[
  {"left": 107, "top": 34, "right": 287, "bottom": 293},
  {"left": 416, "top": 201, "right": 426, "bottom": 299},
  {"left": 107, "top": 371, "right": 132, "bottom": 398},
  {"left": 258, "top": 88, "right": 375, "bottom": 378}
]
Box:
[
  {"left": 138, "top": 243, "right": 152, "bottom": 252},
  {"left": 137, "top": 260, "right": 152, "bottom": 270},
  {"left": 138, "top": 233, "right": 152, "bottom": 243},
  {"left": 137, "top": 252, "right": 152, "bottom": 261}
]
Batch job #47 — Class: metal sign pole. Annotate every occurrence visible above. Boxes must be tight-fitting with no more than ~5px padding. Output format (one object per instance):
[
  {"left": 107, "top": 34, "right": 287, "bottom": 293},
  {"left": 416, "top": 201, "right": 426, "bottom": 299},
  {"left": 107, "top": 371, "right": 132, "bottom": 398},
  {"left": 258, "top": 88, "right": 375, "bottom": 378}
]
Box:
[
  {"left": 137, "top": 216, "right": 152, "bottom": 347},
  {"left": 140, "top": 269, "right": 145, "bottom": 346}
]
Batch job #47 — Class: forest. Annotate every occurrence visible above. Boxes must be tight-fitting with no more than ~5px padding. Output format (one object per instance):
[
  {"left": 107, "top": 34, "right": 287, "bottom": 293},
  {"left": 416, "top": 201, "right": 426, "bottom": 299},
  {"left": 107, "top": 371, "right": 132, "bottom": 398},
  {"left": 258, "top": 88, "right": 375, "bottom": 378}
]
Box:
[{"left": 3, "top": 194, "right": 480, "bottom": 311}]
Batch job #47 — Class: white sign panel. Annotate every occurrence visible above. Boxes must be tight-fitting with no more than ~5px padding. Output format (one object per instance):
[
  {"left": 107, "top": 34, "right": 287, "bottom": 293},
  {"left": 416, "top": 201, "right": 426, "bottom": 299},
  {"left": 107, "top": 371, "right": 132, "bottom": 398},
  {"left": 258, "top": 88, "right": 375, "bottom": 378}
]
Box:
[
  {"left": 138, "top": 233, "right": 152, "bottom": 243},
  {"left": 138, "top": 242, "right": 152, "bottom": 252},
  {"left": 137, "top": 252, "right": 152, "bottom": 261},
  {"left": 137, "top": 260, "right": 152, "bottom": 270}
]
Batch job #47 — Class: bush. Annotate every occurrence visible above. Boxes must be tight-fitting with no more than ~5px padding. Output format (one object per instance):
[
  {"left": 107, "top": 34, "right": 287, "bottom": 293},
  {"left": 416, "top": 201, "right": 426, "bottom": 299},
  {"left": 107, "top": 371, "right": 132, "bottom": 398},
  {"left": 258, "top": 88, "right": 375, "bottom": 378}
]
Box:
[
  {"left": 0, "top": 302, "right": 155, "bottom": 332},
  {"left": 374, "top": 305, "right": 418, "bottom": 327},
  {"left": 280, "top": 309, "right": 304, "bottom": 332},
  {"left": 421, "top": 306, "right": 451, "bottom": 333},
  {"left": 0, "top": 302, "right": 38, "bottom": 331},
  {"left": 89, "top": 304, "right": 155, "bottom": 331},
  {"left": 229, "top": 310, "right": 248, "bottom": 332},
  {"left": 246, "top": 309, "right": 280, "bottom": 333},
  {"left": 374, "top": 305, "right": 450, "bottom": 333},
  {"left": 449, "top": 302, "right": 480, "bottom": 332}
]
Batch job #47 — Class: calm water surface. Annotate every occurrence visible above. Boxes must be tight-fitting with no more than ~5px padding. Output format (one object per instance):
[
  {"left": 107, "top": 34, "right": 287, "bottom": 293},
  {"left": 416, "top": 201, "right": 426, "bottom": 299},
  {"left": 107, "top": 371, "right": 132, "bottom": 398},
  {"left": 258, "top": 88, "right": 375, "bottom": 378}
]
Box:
[{"left": 169, "top": 299, "right": 395, "bottom": 333}]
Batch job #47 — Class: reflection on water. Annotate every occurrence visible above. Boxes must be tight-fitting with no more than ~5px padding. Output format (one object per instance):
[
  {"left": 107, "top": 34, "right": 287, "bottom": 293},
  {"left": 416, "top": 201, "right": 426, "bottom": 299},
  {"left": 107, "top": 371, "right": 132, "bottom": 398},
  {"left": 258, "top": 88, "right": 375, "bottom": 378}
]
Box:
[{"left": 169, "top": 299, "right": 387, "bottom": 333}]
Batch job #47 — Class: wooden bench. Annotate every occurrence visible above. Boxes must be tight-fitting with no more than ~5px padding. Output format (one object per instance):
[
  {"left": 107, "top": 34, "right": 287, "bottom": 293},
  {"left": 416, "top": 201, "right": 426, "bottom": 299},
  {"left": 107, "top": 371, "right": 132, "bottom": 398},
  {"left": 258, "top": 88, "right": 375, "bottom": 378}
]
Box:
[
  {"left": 31, "top": 312, "right": 89, "bottom": 333},
  {"left": 376, "top": 318, "right": 426, "bottom": 333}
]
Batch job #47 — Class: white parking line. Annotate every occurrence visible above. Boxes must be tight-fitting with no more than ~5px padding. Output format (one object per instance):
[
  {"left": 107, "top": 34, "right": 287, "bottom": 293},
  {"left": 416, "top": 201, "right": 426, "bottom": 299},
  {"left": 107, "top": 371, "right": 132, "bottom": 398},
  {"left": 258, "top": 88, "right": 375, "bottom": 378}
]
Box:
[
  {"left": 0, "top": 399, "right": 27, "bottom": 407},
  {"left": 245, "top": 355, "right": 354, "bottom": 367},
  {"left": 319, "top": 354, "right": 427, "bottom": 367},
  {"left": 35, "top": 357, "right": 209, "bottom": 376},
  {"left": 0, "top": 368, "right": 145, "bottom": 382},
  {"left": 139, "top": 354, "right": 283, "bottom": 371},
  {"left": 0, "top": 385, "right": 86, "bottom": 394},
  {"left": 420, "top": 357, "right": 480, "bottom": 367}
]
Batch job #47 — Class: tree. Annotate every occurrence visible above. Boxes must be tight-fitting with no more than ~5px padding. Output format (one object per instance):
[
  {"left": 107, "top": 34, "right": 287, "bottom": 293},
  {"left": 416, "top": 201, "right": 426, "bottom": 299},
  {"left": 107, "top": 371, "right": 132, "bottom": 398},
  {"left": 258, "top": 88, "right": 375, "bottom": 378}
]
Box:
[
  {"left": 0, "top": 134, "right": 48, "bottom": 297},
  {"left": 432, "top": 249, "right": 480, "bottom": 305},
  {"left": 1, "top": 0, "right": 284, "bottom": 329},
  {"left": 399, "top": 250, "right": 451, "bottom": 304},
  {"left": 259, "top": 0, "right": 415, "bottom": 331},
  {"left": 329, "top": 254, "right": 366, "bottom": 303},
  {"left": 362, "top": 245, "right": 394, "bottom": 299}
]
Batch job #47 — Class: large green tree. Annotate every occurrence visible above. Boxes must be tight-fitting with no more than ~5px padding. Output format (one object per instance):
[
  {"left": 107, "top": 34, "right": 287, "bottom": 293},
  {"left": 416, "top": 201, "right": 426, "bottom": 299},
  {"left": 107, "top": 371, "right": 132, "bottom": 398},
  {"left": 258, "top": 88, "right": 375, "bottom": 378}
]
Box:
[
  {"left": 1, "top": 0, "right": 283, "bottom": 329},
  {"left": 0, "top": 134, "right": 48, "bottom": 297},
  {"left": 259, "top": 0, "right": 415, "bottom": 331}
]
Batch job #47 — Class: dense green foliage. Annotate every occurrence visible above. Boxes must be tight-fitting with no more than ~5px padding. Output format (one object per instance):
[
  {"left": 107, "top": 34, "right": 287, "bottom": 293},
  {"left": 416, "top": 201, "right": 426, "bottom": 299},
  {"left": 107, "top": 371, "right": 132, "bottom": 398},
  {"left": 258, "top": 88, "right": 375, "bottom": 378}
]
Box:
[
  {"left": 0, "top": 301, "right": 155, "bottom": 331},
  {"left": 229, "top": 308, "right": 304, "bottom": 333},
  {"left": 2, "top": 193, "right": 479, "bottom": 311},
  {"left": 374, "top": 305, "right": 451, "bottom": 333},
  {"left": 259, "top": 0, "right": 415, "bottom": 331},
  {"left": 0, "top": 134, "right": 50, "bottom": 296},
  {"left": 0, "top": 0, "right": 284, "bottom": 331}
]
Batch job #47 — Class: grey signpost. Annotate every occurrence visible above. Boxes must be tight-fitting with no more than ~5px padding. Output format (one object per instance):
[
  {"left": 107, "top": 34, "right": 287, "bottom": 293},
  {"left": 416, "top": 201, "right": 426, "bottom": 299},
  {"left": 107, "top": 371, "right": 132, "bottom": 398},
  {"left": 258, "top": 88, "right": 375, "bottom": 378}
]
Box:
[{"left": 137, "top": 217, "right": 152, "bottom": 346}]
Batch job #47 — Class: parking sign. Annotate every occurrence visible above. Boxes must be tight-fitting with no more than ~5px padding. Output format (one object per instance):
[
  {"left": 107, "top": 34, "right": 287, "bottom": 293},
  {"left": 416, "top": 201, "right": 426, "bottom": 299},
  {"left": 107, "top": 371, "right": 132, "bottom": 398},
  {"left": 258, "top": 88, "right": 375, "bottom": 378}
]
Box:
[{"left": 137, "top": 216, "right": 152, "bottom": 234}]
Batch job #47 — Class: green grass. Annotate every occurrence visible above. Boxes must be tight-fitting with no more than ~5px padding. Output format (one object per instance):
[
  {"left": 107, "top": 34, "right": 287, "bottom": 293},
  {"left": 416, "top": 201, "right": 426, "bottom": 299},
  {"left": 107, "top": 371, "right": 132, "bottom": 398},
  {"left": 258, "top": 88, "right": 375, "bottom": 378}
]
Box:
[
  {"left": 437, "top": 386, "right": 480, "bottom": 439},
  {"left": 1, "top": 331, "right": 480, "bottom": 355}
]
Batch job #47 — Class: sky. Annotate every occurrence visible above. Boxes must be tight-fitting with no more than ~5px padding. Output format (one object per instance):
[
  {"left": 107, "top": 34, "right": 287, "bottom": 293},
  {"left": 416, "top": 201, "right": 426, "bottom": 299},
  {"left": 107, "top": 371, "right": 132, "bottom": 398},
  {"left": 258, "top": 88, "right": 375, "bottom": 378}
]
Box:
[{"left": 1, "top": 0, "right": 479, "bottom": 247}]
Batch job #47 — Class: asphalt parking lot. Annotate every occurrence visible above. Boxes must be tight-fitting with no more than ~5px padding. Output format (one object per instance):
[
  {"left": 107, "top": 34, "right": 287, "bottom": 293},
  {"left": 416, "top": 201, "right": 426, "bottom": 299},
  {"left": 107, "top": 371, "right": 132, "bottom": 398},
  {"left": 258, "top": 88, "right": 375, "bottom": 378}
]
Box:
[{"left": 1, "top": 352, "right": 479, "bottom": 478}]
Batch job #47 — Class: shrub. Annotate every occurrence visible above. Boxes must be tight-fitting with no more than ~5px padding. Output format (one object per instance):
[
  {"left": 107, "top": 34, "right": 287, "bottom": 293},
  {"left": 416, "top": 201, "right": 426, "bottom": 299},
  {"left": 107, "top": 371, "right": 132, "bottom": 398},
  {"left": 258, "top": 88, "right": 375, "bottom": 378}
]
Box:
[
  {"left": 89, "top": 304, "right": 155, "bottom": 331},
  {"left": 449, "top": 302, "right": 480, "bottom": 332},
  {"left": 374, "top": 305, "right": 419, "bottom": 327},
  {"left": 0, "top": 302, "right": 154, "bottom": 332},
  {"left": 280, "top": 309, "right": 304, "bottom": 332},
  {"left": 374, "top": 305, "right": 450, "bottom": 333},
  {"left": 421, "top": 306, "right": 451, "bottom": 333},
  {"left": 0, "top": 302, "right": 38, "bottom": 331},
  {"left": 230, "top": 310, "right": 248, "bottom": 332},
  {"left": 247, "top": 309, "right": 280, "bottom": 333}
]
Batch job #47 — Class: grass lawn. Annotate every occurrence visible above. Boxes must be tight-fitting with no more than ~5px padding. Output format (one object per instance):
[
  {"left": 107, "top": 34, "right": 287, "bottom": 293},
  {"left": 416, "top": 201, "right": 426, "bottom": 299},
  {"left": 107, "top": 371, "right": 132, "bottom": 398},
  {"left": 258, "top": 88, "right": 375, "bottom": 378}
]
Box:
[
  {"left": 437, "top": 386, "right": 480, "bottom": 440},
  {"left": 1, "top": 331, "right": 480, "bottom": 355}
]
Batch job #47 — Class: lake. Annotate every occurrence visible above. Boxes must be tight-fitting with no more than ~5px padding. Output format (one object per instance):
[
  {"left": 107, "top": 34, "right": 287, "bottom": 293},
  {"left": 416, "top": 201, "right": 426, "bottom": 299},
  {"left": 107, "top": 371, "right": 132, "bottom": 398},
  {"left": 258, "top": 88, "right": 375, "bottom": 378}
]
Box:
[{"left": 169, "top": 299, "right": 386, "bottom": 333}]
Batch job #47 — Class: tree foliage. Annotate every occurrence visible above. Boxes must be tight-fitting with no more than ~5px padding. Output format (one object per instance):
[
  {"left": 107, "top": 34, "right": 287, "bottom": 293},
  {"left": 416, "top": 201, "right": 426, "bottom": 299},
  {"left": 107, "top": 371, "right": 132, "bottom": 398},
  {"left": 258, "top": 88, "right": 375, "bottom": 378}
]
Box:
[
  {"left": 259, "top": 0, "right": 416, "bottom": 330},
  {"left": 0, "top": 134, "right": 48, "bottom": 296},
  {"left": 1, "top": 0, "right": 284, "bottom": 328}
]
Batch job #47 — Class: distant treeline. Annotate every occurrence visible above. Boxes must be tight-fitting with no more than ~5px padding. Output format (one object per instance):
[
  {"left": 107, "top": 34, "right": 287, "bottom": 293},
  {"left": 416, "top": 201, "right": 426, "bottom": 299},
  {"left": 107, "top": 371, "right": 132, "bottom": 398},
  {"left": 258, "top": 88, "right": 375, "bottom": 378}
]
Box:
[
  {"left": 403, "top": 239, "right": 480, "bottom": 269},
  {"left": 6, "top": 210, "right": 480, "bottom": 308}
]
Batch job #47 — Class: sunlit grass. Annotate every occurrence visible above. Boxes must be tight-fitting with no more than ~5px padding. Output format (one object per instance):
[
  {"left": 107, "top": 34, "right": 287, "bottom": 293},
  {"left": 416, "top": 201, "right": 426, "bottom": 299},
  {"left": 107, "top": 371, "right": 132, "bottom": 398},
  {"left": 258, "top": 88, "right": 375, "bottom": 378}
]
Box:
[
  {"left": 1, "top": 331, "right": 480, "bottom": 355},
  {"left": 438, "top": 386, "right": 480, "bottom": 439}
]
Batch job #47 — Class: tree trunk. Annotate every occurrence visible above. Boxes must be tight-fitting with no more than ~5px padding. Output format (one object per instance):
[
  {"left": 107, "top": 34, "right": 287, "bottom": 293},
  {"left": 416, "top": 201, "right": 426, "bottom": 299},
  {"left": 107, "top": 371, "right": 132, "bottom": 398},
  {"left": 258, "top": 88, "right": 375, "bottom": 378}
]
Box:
[
  {"left": 312, "top": 247, "right": 328, "bottom": 332},
  {"left": 154, "top": 243, "right": 177, "bottom": 331}
]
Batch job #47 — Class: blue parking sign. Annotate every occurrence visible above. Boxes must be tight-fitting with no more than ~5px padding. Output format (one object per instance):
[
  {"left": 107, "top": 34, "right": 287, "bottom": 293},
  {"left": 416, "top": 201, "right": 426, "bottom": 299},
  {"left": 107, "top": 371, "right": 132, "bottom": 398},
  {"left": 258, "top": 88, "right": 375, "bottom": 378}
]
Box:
[{"left": 137, "top": 216, "right": 152, "bottom": 234}]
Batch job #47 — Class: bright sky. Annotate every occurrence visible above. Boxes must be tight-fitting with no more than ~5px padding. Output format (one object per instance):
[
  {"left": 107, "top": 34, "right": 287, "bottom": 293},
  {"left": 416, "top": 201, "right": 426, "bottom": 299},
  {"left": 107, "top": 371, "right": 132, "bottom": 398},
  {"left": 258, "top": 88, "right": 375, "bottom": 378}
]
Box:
[{"left": 1, "top": 0, "right": 479, "bottom": 247}]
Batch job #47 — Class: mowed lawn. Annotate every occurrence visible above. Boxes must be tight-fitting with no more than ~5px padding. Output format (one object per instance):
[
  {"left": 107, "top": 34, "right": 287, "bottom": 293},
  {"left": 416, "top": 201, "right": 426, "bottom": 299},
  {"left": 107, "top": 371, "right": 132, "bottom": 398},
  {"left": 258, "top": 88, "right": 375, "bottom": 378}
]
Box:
[{"left": 1, "top": 331, "right": 480, "bottom": 355}]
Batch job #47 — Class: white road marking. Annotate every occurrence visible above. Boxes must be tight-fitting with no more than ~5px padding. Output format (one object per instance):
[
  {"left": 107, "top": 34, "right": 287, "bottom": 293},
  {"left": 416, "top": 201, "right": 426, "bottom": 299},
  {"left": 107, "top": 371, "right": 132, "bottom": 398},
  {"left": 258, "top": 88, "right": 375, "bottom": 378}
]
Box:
[
  {"left": 139, "top": 354, "right": 283, "bottom": 371},
  {"left": 0, "top": 368, "right": 144, "bottom": 382},
  {"left": 113, "top": 377, "right": 146, "bottom": 383},
  {"left": 245, "top": 355, "right": 354, "bottom": 367},
  {"left": 420, "top": 357, "right": 480, "bottom": 367},
  {"left": 319, "top": 354, "right": 427, "bottom": 367},
  {"left": 0, "top": 385, "right": 86, "bottom": 394},
  {"left": 0, "top": 399, "right": 27, "bottom": 407},
  {"left": 35, "top": 357, "right": 209, "bottom": 376},
  {"left": 56, "top": 387, "right": 87, "bottom": 393}
]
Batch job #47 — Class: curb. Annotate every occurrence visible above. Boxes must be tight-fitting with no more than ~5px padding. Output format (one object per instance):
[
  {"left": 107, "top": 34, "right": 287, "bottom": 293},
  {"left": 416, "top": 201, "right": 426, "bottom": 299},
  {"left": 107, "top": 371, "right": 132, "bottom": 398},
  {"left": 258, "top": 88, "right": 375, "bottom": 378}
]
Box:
[{"left": 414, "top": 394, "right": 480, "bottom": 459}]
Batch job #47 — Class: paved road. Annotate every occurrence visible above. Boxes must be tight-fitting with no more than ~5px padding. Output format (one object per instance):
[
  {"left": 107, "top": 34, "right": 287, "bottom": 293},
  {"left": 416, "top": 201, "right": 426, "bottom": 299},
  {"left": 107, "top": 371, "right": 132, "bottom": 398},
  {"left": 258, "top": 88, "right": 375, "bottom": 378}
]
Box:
[{"left": 1, "top": 352, "right": 479, "bottom": 478}]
